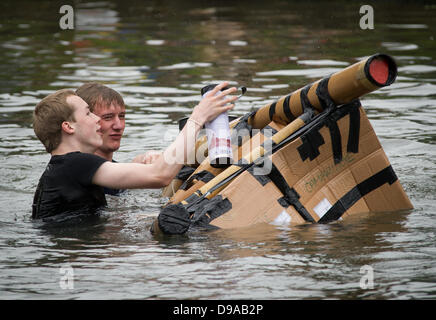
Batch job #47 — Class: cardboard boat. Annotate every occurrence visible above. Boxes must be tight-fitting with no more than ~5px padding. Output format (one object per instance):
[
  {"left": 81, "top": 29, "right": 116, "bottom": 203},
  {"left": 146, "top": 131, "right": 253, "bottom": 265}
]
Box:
[{"left": 152, "top": 53, "right": 413, "bottom": 235}]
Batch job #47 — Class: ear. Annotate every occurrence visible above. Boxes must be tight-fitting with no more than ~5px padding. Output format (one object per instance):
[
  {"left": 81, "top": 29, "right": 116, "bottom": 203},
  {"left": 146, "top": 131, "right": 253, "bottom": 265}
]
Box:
[{"left": 61, "top": 121, "right": 75, "bottom": 135}]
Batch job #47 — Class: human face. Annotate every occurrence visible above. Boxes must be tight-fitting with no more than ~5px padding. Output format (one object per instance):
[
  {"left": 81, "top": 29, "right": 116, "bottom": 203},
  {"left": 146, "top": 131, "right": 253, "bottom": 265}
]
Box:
[
  {"left": 67, "top": 95, "right": 102, "bottom": 152},
  {"left": 92, "top": 102, "right": 126, "bottom": 158}
]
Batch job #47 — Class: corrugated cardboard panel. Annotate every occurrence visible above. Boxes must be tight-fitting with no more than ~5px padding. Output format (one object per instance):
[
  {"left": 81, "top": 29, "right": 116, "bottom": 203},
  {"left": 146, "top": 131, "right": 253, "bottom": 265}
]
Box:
[
  {"left": 169, "top": 103, "right": 412, "bottom": 231},
  {"left": 210, "top": 170, "right": 305, "bottom": 229},
  {"left": 304, "top": 185, "right": 338, "bottom": 221},
  {"left": 350, "top": 149, "right": 413, "bottom": 212},
  {"left": 272, "top": 106, "right": 377, "bottom": 196},
  {"left": 209, "top": 171, "right": 275, "bottom": 228},
  {"left": 211, "top": 103, "right": 411, "bottom": 228}
]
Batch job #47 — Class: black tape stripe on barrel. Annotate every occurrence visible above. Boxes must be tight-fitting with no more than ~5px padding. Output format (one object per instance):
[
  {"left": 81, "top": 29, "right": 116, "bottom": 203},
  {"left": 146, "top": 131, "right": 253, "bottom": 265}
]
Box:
[
  {"left": 269, "top": 102, "right": 277, "bottom": 121},
  {"left": 232, "top": 111, "right": 256, "bottom": 147},
  {"left": 318, "top": 165, "right": 398, "bottom": 223},
  {"left": 283, "top": 94, "right": 295, "bottom": 122},
  {"left": 316, "top": 77, "right": 336, "bottom": 110},
  {"left": 300, "top": 85, "right": 316, "bottom": 121},
  {"left": 268, "top": 163, "right": 315, "bottom": 223},
  {"left": 236, "top": 111, "right": 256, "bottom": 127}
]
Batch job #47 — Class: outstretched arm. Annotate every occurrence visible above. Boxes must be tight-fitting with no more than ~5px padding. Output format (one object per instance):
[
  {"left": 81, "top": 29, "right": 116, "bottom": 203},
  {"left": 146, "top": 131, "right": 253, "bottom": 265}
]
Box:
[{"left": 92, "top": 82, "right": 237, "bottom": 189}]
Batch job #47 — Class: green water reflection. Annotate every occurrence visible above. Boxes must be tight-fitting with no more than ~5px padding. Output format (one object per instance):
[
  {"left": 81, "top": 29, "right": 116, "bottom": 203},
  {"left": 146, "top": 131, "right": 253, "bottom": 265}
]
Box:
[{"left": 1, "top": 0, "right": 435, "bottom": 96}]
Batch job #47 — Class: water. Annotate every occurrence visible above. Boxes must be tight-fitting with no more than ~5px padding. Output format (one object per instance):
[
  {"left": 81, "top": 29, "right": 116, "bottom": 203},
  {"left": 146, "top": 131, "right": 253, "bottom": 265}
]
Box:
[{"left": 0, "top": 0, "right": 435, "bottom": 299}]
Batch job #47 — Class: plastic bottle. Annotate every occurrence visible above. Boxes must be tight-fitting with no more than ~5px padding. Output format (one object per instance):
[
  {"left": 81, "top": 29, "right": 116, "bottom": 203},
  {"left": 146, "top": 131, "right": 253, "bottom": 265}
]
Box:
[{"left": 201, "top": 84, "right": 233, "bottom": 168}]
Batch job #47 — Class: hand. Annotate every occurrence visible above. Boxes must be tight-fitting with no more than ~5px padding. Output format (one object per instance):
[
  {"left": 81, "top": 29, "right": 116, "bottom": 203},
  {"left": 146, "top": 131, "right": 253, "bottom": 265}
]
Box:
[
  {"left": 132, "top": 150, "right": 163, "bottom": 164},
  {"left": 190, "top": 82, "right": 237, "bottom": 125}
]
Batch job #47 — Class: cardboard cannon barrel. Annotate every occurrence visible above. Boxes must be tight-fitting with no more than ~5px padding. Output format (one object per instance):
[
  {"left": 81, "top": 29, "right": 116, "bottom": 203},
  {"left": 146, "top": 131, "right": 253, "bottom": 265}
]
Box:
[
  {"left": 153, "top": 53, "right": 412, "bottom": 235},
  {"left": 247, "top": 53, "right": 397, "bottom": 129},
  {"left": 162, "top": 53, "right": 398, "bottom": 201},
  {"left": 175, "top": 52, "right": 398, "bottom": 171}
]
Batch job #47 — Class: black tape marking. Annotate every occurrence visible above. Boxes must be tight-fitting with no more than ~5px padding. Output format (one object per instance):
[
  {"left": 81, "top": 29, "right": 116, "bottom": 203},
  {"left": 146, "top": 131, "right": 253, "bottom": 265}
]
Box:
[
  {"left": 326, "top": 117, "right": 343, "bottom": 164},
  {"left": 318, "top": 165, "right": 398, "bottom": 223},
  {"left": 245, "top": 158, "right": 273, "bottom": 186},
  {"left": 157, "top": 203, "right": 191, "bottom": 234},
  {"left": 180, "top": 170, "right": 215, "bottom": 191},
  {"left": 297, "top": 130, "right": 325, "bottom": 161},
  {"left": 176, "top": 166, "right": 196, "bottom": 181},
  {"left": 232, "top": 111, "right": 256, "bottom": 147},
  {"left": 300, "top": 84, "right": 316, "bottom": 121},
  {"left": 347, "top": 106, "right": 360, "bottom": 153},
  {"left": 316, "top": 77, "right": 336, "bottom": 110},
  {"left": 297, "top": 99, "right": 361, "bottom": 164},
  {"left": 234, "top": 158, "right": 251, "bottom": 168},
  {"left": 184, "top": 193, "right": 200, "bottom": 204},
  {"left": 158, "top": 194, "right": 232, "bottom": 233},
  {"left": 283, "top": 94, "right": 294, "bottom": 122},
  {"left": 267, "top": 164, "right": 315, "bottom": 223},
  {"left": 237, "top": 157, "right": 277, "bottom": 186},
  {"left": 188, "top": 195, "right": 232, "bottom": 230},
  {"left": 269, "top": 102, "right": 277, "bottom": 121},
  {"left": 262, "top": 125, "right": 278, "bottom": 136}
]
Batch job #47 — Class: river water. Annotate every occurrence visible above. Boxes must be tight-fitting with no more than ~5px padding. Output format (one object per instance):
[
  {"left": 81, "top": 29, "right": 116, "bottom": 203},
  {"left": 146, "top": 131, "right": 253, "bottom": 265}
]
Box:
[{"left": 0, "top": 0, "right": 435, "bottom": 300}]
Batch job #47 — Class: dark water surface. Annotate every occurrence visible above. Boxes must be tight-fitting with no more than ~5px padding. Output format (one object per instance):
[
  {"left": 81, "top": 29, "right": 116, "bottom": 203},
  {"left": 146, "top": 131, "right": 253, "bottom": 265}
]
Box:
[{"left": 0, "top": 1, "right": 435, "bottom": 299}]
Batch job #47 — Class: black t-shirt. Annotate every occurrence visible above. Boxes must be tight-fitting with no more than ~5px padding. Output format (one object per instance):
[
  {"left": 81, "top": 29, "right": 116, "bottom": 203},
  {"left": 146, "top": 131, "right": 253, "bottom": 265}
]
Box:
[
  {"left": 32, "top": 152, "right": 108, "bottom": 220},
  {"left": 103, "top": 159, "right": 125, "bottom": 196}
]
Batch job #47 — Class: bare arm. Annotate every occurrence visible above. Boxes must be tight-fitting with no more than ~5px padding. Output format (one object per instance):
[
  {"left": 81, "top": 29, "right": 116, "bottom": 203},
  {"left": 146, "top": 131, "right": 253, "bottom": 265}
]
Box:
[
  {"left": 132, "top": 150, "right": 162, "bottom": 164},
  {"left": 92, "top": 160, "right": 175, "bottom": 189},
  {"left": 92, "top": 82, "right": 237, "bottom": 189}
]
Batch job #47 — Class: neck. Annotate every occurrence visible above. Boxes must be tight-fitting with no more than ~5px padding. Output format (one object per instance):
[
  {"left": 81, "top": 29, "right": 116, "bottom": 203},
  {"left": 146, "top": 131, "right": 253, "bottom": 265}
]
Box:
[
  {"left": 51, "top": 144, "right": 78, "bottom": 156},
  {"left": 51, "top": 139, "right": 96, "bottom": 156},
  {"left": 95, "top": 149, "right": 113, "bottom": 161}
]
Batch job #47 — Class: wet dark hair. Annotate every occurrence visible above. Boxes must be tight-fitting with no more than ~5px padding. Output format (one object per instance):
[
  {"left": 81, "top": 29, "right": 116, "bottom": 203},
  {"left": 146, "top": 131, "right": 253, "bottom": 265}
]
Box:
[{"left": 75, "top": 82, "right": 125, "bottom": 112}]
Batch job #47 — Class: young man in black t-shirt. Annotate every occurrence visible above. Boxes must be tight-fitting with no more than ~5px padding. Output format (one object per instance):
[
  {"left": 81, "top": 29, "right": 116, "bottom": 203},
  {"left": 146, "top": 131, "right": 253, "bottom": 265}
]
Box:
[
  {"left": 32, "top": 151, "right": 107, "bottom": 220},
  {"left": 32, "top": 84, "right": 237, "bottom": 221},
  {"left": 75, "top": 83, "right": 162, "bottom": 196},
  {"left": 76, "top": 83, "right": 128, "bottom": 196}
]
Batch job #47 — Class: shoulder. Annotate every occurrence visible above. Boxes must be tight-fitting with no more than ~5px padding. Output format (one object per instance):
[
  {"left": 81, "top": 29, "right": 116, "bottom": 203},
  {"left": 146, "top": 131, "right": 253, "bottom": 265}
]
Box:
[
  {"left": 62, "top": 152, "right": 108, "bottom": 185},
  {"left": 66, "top": 151, "right": 106, "bottom": 161},
  {"left": 64, "top": 152, "right": 107, "bottom": 166}
]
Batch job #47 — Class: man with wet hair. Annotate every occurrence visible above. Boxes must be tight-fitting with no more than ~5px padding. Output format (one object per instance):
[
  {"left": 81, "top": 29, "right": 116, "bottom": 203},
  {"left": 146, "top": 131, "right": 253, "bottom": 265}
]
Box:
[
  {"left": 76, "top": 83, "right": 136, "bottom": 195},
  {"left": 76, "top": 83, "right": 126, "bottom": 163},
  {"left": 76, "top": 83, "right": 161, "bottom": 195},
  {"left": 32, "top": 83, "right": 237, "bottom": 221}
]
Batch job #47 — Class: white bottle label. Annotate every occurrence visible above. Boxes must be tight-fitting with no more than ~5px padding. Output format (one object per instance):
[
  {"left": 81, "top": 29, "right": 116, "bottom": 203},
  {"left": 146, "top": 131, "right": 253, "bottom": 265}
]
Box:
[{"left": 202, "top": 90, "right": 233, "bottom": 162}]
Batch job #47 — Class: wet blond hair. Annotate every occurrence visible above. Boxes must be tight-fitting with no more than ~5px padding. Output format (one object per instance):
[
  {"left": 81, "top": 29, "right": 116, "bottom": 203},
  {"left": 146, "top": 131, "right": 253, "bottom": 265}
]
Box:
[{"left": 33, "top": 89, "right": 76, "bottom": 153}]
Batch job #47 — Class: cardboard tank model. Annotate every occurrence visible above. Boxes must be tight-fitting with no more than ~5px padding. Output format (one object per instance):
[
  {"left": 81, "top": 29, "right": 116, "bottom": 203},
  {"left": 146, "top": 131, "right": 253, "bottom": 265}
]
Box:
[{"left": 152, "top": 53, "right": 413, "bottom": 235}]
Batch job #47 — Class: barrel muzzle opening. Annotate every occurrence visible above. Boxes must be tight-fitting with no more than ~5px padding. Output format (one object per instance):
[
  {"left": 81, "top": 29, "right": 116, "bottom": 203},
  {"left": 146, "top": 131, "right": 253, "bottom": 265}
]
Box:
[{"left": 365, "top": 53, "right": 397, "bottom": 87}]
